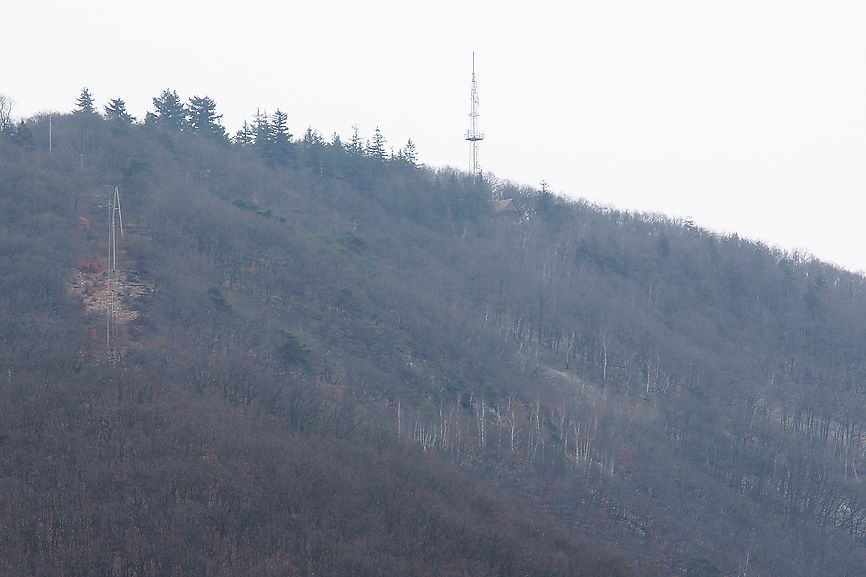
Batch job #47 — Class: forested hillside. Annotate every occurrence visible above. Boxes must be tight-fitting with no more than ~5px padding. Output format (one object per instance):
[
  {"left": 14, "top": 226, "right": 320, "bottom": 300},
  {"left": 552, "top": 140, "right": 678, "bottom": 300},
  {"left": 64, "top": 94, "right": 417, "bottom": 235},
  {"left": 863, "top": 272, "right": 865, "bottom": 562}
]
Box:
[{"left": 2, "top": 91, "right": 866, "bottom": 577}]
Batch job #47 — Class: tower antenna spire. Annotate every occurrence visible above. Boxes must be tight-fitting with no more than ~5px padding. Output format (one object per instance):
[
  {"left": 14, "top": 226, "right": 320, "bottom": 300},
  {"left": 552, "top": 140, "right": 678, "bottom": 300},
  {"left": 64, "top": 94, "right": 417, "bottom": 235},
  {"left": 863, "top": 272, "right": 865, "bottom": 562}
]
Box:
[{"left": 465, "top": 51, "right": 484, "bottom": 176}]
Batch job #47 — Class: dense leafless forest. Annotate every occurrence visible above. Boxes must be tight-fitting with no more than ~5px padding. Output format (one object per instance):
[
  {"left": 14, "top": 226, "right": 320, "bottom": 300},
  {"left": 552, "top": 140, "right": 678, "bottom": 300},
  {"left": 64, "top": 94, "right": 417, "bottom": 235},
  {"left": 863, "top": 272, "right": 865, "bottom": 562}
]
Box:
[{"left": 2, "top": 90, "right": 866, "bottom": 576}]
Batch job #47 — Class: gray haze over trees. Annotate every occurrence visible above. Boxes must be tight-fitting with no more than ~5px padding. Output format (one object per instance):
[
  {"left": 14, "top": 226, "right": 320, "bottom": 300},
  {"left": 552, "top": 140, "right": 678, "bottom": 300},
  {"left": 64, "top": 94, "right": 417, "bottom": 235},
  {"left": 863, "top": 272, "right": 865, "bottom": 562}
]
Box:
[{"left": 2, "top": 88, "right": 866, "bottom": 576}]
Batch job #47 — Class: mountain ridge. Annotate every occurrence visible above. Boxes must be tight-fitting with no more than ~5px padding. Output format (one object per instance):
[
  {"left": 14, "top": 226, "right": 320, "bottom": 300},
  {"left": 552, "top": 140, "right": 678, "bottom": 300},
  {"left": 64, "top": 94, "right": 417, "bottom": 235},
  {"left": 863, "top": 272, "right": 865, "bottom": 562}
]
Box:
[{"left": 3, "top": 105, "right": 866, "bottom": 576}]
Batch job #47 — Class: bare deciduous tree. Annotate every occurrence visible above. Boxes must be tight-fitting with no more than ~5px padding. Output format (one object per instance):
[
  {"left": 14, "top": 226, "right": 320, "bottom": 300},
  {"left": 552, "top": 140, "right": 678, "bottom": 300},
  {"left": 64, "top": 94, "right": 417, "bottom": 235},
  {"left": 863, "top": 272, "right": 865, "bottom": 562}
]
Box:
[{"left": 0, "top": 94, "right": 14, "bottom": 133}]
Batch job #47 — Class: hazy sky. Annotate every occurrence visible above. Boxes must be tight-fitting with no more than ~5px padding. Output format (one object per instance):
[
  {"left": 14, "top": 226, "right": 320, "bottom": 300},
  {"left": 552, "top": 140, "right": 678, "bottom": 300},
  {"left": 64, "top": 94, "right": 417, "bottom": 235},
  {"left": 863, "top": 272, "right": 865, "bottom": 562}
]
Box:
[{"left": 6, "top": 1, "right": 866, "bottom": 272}]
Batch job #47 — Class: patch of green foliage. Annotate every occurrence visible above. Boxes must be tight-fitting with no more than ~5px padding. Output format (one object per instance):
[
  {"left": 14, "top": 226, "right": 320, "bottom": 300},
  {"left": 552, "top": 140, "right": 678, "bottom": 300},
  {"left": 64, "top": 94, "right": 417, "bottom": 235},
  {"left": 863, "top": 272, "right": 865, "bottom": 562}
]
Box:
[
  {"left": 207, "top": 286, "right": 233, "bottom": 313},
  {"left": 277, "top": 329, "right": 311, "bottom": 370}
]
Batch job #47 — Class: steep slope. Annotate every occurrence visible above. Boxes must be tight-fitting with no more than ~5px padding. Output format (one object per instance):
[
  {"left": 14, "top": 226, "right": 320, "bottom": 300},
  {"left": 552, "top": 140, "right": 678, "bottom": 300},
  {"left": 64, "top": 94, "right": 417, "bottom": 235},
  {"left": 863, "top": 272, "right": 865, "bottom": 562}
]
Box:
[
  {"left": 0, "top": 116, "right": 638, "bottom": 576},
  {"left": 4, "top": 109, "right": 866, "bottom": 577}
]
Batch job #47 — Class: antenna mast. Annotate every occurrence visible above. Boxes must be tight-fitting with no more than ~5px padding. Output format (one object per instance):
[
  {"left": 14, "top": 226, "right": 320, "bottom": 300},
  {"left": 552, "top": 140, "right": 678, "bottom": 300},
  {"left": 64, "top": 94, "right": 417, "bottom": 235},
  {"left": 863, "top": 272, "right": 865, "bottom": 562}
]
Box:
[{"left": 465, "top": 52, "right": 484, "bottom": 176}]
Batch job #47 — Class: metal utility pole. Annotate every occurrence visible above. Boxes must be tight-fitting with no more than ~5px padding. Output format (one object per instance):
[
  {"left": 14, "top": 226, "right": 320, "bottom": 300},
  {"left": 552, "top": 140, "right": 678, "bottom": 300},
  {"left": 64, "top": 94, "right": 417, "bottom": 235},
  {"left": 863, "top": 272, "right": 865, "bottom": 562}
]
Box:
[
  {"left": 106, "top": 187, "right": 123, "bottom": 356},
  {"left": 465, "top": 52, "right": 484, "bottom": 177}
]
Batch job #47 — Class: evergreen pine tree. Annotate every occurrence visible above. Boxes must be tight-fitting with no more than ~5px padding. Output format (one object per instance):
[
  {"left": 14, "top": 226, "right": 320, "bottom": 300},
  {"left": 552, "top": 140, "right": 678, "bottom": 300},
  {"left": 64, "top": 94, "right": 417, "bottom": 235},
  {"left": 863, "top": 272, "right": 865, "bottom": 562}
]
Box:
[
  {"left": 252, "top": 109, "right": 270, "bottom": 149},
  {"left": 104, "top": 98, "right": 135, "bottom": 123},
  {"left": 535, "top": 180, "right": 554, "bottom": 218},
  {"left": 302, "top": 126, "right": 324, "bottom": 147},
  {"left": 366, "top": 127, "right": 387, "bottom": 161},
  {"left": 187, "top": 96, "right": 226, "bottom": 140},
  {"left": 348, "top": 125, "right": 363, "bottom": 154},
  {"left": 233, "top": 121, "right": 255, "bottom": 146},
  {"left": 146, "top": 89, "right": 187, "bottom": 130},
  {"left": 402, "top": 139, "right": 418, "bottom": 167},
  {"left": 266, "top": 109, "right": 292, "bottom": 166},
  {"left": 76, "top": 88, "right": 95, "bottom": 114}
]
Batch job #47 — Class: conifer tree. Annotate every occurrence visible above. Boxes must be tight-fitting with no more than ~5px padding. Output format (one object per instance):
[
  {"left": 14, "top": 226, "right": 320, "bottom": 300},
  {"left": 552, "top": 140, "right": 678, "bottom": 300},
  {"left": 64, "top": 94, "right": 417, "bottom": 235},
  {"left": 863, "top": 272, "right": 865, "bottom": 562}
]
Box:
[
  {"left": 233, "top": 121, "right": 255, "bottom": 146},
  {"left": 266, "top": 109, "right": 292, "bottom": 166},
  {"left": 104, "top": 98, "right": 135, "bottom": 123},
  {"left": 76, "top": 88, "right": 95, "bottom": 113},
  {"left": 187, "top": 95, "right": 226, "bottom": 140},
  {"left": 366, "top": 127, "right": 387, "bottom": 161},
  {"left": 535, "top": 180, "right": 554, "bottom": 219},
  {"left": 401, "top": 139, "right": 418, "bottom": 167},
  {"left": 302, "top": 126, "right": 324, "bottom": 147},
  {"left": 252, "top": 109, "right": 270, "bottom": 149},
  {"left": 348, "top": 125, "right": 363, "bottom": 154},
  {"left": 146, "top": 89, "right": 187, "bottom": 130}
]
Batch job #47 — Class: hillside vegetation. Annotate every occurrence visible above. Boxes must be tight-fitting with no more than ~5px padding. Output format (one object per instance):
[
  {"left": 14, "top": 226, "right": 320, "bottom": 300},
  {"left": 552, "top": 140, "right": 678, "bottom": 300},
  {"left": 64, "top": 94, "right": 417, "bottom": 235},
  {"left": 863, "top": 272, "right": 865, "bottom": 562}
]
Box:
[{"left": 2, "top": 94, "right": 866, "bottom": 577}]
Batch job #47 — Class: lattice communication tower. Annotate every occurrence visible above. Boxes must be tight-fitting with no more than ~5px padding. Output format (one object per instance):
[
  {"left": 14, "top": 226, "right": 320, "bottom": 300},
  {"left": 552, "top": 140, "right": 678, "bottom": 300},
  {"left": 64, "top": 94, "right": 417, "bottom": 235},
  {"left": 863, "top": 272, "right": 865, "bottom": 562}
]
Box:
[{"left": 465, "top": 52, "right": 484, "bottom": 176}]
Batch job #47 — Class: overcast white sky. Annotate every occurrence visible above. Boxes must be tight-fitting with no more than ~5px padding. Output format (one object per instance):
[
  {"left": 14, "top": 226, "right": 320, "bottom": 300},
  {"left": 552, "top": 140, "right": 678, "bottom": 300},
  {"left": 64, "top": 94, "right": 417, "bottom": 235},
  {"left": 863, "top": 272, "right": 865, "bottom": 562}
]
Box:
[{"left": 5, "top": 1, "right": 866, "bottom": 272}]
